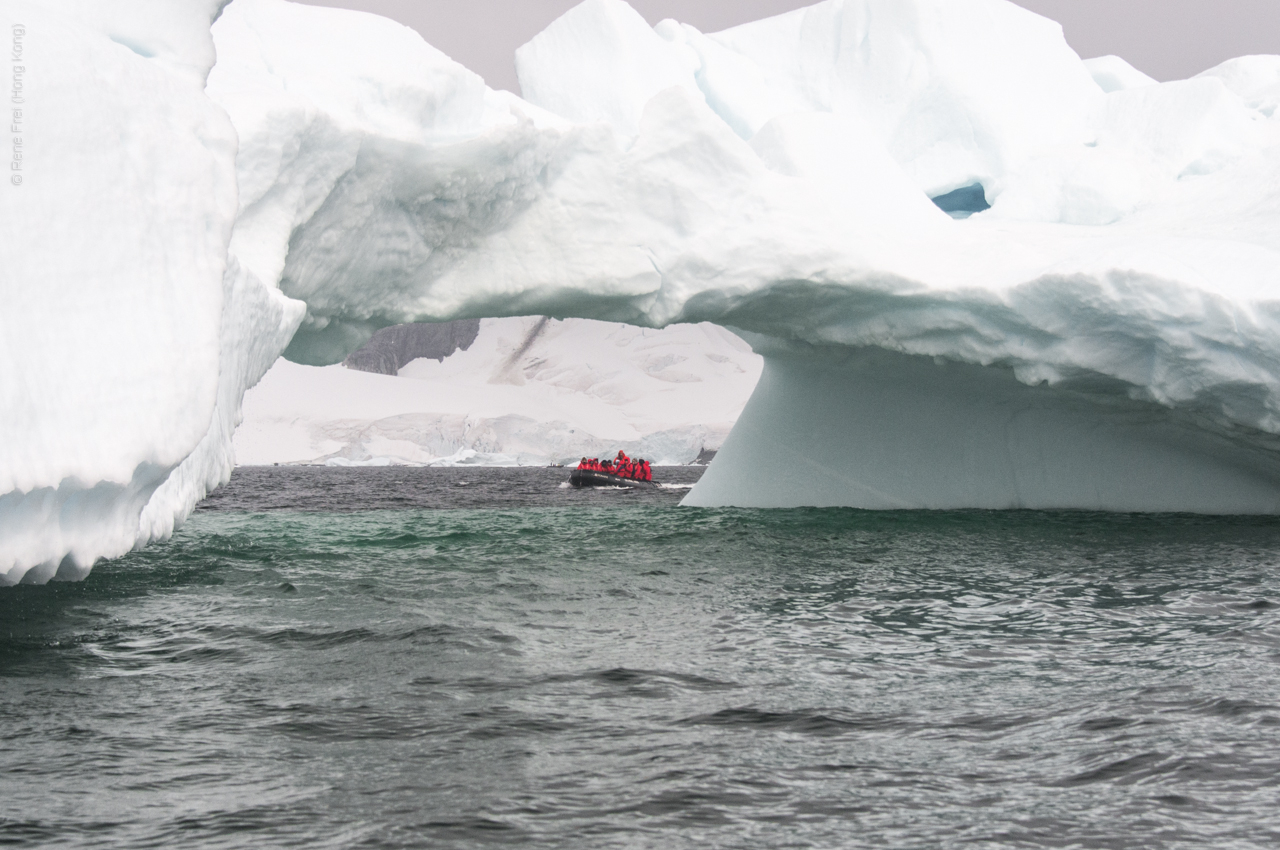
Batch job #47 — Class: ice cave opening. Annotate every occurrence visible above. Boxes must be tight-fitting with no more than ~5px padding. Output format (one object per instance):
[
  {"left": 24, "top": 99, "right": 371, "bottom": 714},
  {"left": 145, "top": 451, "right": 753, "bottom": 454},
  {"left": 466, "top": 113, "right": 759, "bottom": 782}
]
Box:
[{"left": 929, "top": 184, "right": 992, "bottom": 219}]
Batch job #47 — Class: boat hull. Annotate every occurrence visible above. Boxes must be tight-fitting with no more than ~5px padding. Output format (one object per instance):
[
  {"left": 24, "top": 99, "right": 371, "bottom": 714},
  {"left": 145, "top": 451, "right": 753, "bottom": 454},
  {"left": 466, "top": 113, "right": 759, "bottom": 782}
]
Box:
[{"left": 569, "top": 469, "right": 657, "bottom": 489}]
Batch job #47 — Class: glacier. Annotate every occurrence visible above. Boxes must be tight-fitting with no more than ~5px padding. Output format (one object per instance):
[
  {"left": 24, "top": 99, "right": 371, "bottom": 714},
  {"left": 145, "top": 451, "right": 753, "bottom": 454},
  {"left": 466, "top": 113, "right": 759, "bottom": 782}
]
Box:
[{"left": 2, "top": 0, "right": 1280, "bottom": 582}]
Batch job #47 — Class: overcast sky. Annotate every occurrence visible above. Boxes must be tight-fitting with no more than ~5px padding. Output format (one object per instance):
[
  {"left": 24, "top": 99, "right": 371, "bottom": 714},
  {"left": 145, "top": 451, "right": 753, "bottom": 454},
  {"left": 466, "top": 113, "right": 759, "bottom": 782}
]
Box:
[{"left": 299, "top": 0, "right": 1279, "bottom": 90}]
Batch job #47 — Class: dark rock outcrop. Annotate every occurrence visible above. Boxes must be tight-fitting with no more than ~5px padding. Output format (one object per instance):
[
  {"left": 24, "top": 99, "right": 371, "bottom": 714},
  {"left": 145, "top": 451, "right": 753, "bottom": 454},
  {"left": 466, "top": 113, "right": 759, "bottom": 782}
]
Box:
[{"left": 342, "top": 319, "right": 482, "bottom": 375}]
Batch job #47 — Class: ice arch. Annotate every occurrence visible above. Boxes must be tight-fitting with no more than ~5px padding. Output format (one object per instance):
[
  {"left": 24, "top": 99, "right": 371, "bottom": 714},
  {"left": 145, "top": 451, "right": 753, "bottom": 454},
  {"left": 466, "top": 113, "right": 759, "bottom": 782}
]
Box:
[
  {"left": 3, "top": 0, "right": 1280, "bottom": 582},
  {"left": 209, "top": 0, "right": 1280, "bottom": 513}
]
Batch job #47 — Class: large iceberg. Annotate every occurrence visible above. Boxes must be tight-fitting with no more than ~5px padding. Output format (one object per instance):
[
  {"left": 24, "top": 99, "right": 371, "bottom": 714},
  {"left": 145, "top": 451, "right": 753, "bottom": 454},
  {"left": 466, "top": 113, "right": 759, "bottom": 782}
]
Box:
[
  {"left": 3, "top": 0, "right": 1280, "bottom": 582},
  {"left": 1, "top": 0, "right": 300, "bottom": 583}
]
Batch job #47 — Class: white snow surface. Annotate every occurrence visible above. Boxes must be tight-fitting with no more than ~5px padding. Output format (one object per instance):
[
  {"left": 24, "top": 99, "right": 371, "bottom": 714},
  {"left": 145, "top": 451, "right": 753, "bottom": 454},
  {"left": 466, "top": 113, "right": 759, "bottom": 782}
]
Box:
[
  {"left": 4, "top": 0, "right": 1280, "bottom": 582},
  {"left": 1083, "top": 55, "right": 1159, "bottom": 94},
  {"left": 234, "top": 317, "right": 761, "bottom": 467}
]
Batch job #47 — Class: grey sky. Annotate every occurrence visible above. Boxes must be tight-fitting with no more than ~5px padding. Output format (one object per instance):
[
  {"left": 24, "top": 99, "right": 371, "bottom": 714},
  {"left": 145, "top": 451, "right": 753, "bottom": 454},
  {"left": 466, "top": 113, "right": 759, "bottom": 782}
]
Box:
[{"left": 298, "top": 0, "right": 1279, "bottom": 91}]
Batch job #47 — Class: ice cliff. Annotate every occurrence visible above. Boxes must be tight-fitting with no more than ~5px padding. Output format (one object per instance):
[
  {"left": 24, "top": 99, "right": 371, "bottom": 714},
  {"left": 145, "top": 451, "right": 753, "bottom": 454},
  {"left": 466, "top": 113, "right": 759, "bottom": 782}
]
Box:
[{"left": 3, "top": 0, "right": 1280, "bottom": 582}]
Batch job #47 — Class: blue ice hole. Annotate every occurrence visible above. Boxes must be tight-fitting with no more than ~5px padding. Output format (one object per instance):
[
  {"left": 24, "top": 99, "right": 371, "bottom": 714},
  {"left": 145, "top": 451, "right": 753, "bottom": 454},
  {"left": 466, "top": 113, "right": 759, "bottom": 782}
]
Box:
[{"left": 930, "top": 183, "right": 991, "bottom": 219}]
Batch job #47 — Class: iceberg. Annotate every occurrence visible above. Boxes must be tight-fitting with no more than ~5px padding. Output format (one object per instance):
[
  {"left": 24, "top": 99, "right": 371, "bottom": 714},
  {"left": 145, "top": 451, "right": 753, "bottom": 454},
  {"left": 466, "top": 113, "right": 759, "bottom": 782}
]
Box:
[
  {"left": 0, "top": 0, "right": 299, "bottom": 583},
  {"left": 3, "top": 0, "right": 1280, "bottom": 582}
]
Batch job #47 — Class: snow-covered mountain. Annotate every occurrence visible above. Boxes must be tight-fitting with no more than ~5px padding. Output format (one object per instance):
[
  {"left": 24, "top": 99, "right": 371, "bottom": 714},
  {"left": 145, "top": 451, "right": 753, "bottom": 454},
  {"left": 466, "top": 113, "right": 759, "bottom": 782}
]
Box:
[{"left": 234, "top": 317, "right": 761, "bottom": 466}]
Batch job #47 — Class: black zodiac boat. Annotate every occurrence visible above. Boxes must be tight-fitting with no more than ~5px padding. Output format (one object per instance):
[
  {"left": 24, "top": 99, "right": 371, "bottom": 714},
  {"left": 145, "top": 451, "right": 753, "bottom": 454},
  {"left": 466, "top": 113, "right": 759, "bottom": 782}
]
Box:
[{"left": 569, "top": 468, "right": 658, "bottom": 489}]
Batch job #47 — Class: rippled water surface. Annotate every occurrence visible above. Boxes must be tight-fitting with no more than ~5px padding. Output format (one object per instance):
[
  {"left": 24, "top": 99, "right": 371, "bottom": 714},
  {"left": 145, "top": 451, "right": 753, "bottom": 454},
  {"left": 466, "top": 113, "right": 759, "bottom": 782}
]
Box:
[{"left": 4, "top": 467, "right": 1280, "bottom": 849}]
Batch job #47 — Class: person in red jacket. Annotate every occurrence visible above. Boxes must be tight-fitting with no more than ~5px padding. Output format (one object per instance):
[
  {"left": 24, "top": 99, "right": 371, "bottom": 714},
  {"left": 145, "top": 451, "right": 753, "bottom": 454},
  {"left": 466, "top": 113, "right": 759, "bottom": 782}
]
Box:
[{"left": 641, "top": 460, "right": 651, "bottom": 481}]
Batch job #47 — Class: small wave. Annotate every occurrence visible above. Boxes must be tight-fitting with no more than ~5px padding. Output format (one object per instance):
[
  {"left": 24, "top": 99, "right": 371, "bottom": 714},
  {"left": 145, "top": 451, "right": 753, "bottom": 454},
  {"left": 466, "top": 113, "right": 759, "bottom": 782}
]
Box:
[
  {"left": 558, "top": 482, "right": 571, "bottom": 489},
  {"left": 678, "top": 707, "right": 904, "bottom": 736},
  {"left": 1058, "top": 752, "right": 1168, "bottom": 786},
  {"left": 257, "top": 627, "right": 379, "bottom": 648},
  {"left": 659, "top": 483, "right": 695, "bottom": 490}
]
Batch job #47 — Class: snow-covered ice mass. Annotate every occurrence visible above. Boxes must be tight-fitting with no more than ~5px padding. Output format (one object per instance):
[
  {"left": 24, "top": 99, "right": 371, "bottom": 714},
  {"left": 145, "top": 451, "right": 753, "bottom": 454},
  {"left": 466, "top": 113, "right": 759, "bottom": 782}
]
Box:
[{"left": 3, "top": 0, "right": 1280, "bottom": 582}]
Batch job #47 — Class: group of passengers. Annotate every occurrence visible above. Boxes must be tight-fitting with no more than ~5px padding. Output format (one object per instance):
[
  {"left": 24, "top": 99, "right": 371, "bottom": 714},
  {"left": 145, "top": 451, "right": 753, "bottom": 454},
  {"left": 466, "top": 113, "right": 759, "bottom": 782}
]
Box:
[{"left": 577, "top": 450, "right": 653, "bottom": 482}]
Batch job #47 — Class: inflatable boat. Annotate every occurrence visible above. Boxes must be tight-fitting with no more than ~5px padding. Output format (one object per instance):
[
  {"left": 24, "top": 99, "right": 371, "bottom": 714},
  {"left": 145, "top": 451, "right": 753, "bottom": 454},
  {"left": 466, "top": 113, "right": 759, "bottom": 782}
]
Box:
[{"left": 569, "top": 468, "right": 657, "bottom": 488}]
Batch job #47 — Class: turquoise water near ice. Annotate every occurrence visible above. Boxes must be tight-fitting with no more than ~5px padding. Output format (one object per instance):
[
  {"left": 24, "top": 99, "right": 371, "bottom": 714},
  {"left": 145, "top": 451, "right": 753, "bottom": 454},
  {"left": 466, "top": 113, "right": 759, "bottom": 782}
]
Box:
[{"left": 4, "top": 467, "right": 1280, "bottom": 848}]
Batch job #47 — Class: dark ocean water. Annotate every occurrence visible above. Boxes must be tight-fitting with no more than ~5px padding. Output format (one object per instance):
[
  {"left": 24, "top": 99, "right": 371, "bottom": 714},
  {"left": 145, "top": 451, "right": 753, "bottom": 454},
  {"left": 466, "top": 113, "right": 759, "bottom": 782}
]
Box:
[{"left": 4, "top": 467, "right": 1280, "bottom": 849}]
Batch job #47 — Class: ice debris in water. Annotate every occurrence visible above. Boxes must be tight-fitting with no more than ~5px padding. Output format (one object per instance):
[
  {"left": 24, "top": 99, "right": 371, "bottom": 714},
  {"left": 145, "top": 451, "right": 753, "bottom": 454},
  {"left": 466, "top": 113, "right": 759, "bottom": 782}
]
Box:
[{"left": 3, "top": 0, "right": 1280, "bottom": 582}]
